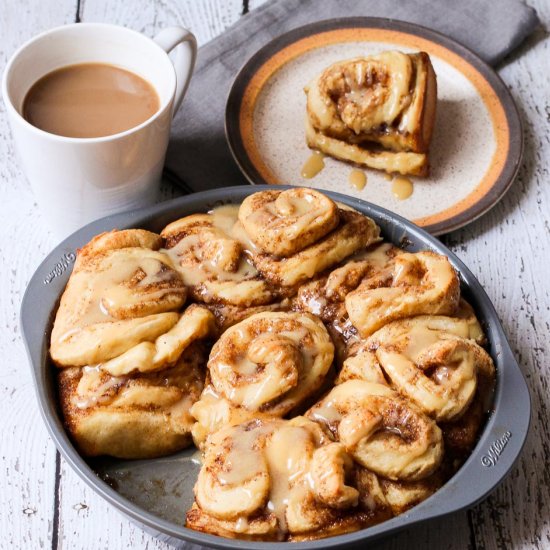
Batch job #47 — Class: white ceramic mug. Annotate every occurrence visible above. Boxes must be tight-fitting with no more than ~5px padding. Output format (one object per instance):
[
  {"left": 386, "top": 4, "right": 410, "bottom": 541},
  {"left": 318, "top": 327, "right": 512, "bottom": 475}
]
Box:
[{"left": 2, "top": 23, "right": 197, "bottom": 238}]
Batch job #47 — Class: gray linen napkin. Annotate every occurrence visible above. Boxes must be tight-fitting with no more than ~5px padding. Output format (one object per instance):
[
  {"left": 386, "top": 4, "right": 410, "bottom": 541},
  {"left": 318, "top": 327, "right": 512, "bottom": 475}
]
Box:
[{"left": 164, "top": 0, "right": 539, "bottom": 193}]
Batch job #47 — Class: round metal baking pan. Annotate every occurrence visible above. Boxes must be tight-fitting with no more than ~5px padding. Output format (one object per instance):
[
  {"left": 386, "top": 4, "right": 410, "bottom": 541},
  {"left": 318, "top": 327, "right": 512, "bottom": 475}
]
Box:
[{"left": 20, "top": 185, "right": 530, "bottom": 549}]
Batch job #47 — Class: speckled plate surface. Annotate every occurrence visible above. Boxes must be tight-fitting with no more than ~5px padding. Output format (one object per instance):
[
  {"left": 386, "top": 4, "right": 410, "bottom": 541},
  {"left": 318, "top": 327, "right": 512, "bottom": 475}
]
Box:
[{"left": 225, "top": 18, "right": 523, "bottom": 235}]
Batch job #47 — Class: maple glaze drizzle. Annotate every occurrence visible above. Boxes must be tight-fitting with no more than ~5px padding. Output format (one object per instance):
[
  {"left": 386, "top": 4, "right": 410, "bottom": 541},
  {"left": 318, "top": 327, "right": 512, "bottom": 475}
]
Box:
[
  {"left": 301, "top": 151, "right": 325, "bottom": 179},
  {"left": 349, "top": 169, "right": 367, "bottom": 190},
  {"left": 391, "top": 176, "right": 413, "bottom": 200}
]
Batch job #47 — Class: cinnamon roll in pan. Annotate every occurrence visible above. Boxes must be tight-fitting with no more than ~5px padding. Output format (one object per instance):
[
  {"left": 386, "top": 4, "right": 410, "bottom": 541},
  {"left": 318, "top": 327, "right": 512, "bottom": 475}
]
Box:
[
  {"left": 28, "top": 186, "right": 525, "bottom": 548},
  {"left": 240, "top": 189, "right": 381, "bottom": 287},
  {"left": 304, "top": 51, "right": 437, "bottom": 175},
  {"left": 306, "top": 380, "right": 444, "bottom": 481},
  {"left": 367, "top": 315, "right": 495, "bottom": 421},
  {"left": 293, "top": 242, "right": 402, "bottom": 360},
  {"left": 161, "top": 209, "right": 282, "bottom": 307},
  {"left": 50, "top": 229, "right": 187, "bottom": 367},
  {"left": 58, "top": 341, "right": 207, "bottom": 459},
  {"left": 191, "top": 310, "right": 334, "bottom": 445},
  {"left": 345, "top": 250, "right": 460, "bottom": 337},
  {"left": 187, "top": 417, "right": 384, "bottom": 541},
  {"left": 238, "top": 188, "right": 340, "bottom": 256}
]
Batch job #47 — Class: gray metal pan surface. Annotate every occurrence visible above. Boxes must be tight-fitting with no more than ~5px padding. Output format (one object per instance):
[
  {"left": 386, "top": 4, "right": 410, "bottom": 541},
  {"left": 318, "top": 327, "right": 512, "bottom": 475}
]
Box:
[{"left": 20, "top": 185, "right": 530, "bottom": 549}]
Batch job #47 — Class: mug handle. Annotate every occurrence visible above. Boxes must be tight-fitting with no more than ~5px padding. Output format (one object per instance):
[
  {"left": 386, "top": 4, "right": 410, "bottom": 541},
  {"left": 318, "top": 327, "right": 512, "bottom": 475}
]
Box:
[{"left": 153, "top": 27, "right": 197, "bottom": 116}]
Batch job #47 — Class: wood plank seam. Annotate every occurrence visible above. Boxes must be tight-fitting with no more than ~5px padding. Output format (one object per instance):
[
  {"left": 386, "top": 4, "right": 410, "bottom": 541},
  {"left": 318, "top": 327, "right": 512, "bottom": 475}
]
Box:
[
  {"left": 467, "top": 509, "right": 478, "bottom": 550},
  {"left": 51, "top": 452, "right": 62, "bottom": 550}
]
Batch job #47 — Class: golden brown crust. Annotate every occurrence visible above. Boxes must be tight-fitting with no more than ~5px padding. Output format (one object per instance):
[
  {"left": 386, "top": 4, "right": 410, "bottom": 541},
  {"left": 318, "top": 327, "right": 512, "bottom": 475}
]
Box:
[{"left": 58, "top": 341, "right": 207, "bottom": 459}]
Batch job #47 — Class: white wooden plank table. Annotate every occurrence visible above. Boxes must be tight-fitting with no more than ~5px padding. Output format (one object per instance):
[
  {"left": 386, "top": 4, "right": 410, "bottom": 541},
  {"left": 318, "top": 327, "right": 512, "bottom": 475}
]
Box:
[{"left": 1, "top": 1, "right": 549, "bottom": 548}]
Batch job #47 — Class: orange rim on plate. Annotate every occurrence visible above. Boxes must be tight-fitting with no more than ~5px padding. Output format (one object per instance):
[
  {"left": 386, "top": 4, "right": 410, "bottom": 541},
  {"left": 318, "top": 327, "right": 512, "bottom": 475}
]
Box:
[{"left": 225, "top": 18, "right": 523, "bottom": 235}]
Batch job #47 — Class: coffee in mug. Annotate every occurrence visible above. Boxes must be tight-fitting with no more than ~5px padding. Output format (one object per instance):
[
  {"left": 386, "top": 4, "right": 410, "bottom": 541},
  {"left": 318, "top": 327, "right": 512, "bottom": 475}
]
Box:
[
  {"left": 23, "top": 63, "right": 160, "bottom": 138},
  {"left": 2, "top": 23, "right": 197, "bottom": 238}
]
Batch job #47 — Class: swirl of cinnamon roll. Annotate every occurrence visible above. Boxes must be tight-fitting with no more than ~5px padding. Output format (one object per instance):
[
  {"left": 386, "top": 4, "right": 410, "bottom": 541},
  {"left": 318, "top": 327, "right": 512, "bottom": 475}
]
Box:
[
  {"left": 207, "top": 311, "right": 334, "bottom": 415},
  {"left": 345, "top": 251, "right": 460, "bottom": 337},
  {"left": 293, "top": 242, "right": 401, "bottom": 360},
  {"left": 187, "top": 417, "right": 367, "bottom": 540},
  {"left": 58, "top": 341, "right": 207, "bottom": 458},
  {"left": 304, "top": 51, "right": 436, "bottom": 176},
  {"left": 367, "top": 315, "right": 495, "bottom": 421},
  {"left": 50, "top": 229, "right": 187, "bottom": 367},
  {"left": 306, "top": 380, "right": 443, "bottom": 481},
  {"left": 161, "top": 209, "right": 281, "bottom": 307},
  {"left": 244, "top": 193, "right": 381, "bottom": 287},
  {"left": 238, "top": 188, "right": 339, "bottom": 256}
]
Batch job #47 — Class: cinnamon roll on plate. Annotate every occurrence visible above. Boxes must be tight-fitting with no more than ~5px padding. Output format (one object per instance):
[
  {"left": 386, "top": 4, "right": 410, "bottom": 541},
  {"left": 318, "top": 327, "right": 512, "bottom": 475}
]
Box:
[{"left": 305, "top": 51, "right": 437, "bottom": 176}]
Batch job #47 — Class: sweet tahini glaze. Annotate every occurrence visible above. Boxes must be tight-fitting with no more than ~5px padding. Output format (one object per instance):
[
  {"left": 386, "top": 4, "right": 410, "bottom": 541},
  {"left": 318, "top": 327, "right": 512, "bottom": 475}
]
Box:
[
  {"left": 404, "top": 323, "right": 445, "bottom": 361},
  {"left": 301, "top": 150, "right": 325, "bottom": 179},
  {"left": 216, "top": 425, "right": 267, "bottom": 486},
  {"left": 391, "top": 176, "right": 414, "bottom": 200},
  {"left": 349, "top": 169, "right": 367, "bottom": 190},
  {"left": 56, "top": 250, "right": 181, "bottom": 343},
  {"left": 355, "top": 242, "right": 395, "bottom": 265},
  {"left": 210, "top": 324, "right": 311, "bottom": 409},
  {"left": 401, "top": 323, "right": 477, "bottom": 382},
  {"left": 162, "top": 206, "right": 259, "bottom": 287},
  {"left": 271, "top": 190, "right": 315, "bottom": 217},
  {"left": 264, "top": 424, "right": 313, "bottom": 531},
  {"left": 214, "top": 421, "right": 318, "bottom": 533},
  {"left": 210, "top": 204, "right": 259, "bottom": 252},
  {"left": 100, "top": 254, "right": 175, "bottom": 314},
  {"left": 309, "top": 399, "right": 342, "bottom": 425}
]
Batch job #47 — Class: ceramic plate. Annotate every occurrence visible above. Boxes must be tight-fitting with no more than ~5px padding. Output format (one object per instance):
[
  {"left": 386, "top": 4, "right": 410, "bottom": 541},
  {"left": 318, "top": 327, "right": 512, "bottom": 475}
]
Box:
[{"left": 225, "top": 18, "right": 522, "bottom": 235}]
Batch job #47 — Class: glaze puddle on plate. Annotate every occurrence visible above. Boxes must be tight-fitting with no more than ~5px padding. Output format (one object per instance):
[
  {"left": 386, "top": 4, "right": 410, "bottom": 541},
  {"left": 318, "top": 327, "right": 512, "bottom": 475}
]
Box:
[{"left": 226, "top": 20, "right": 522, "bottom": 235}]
